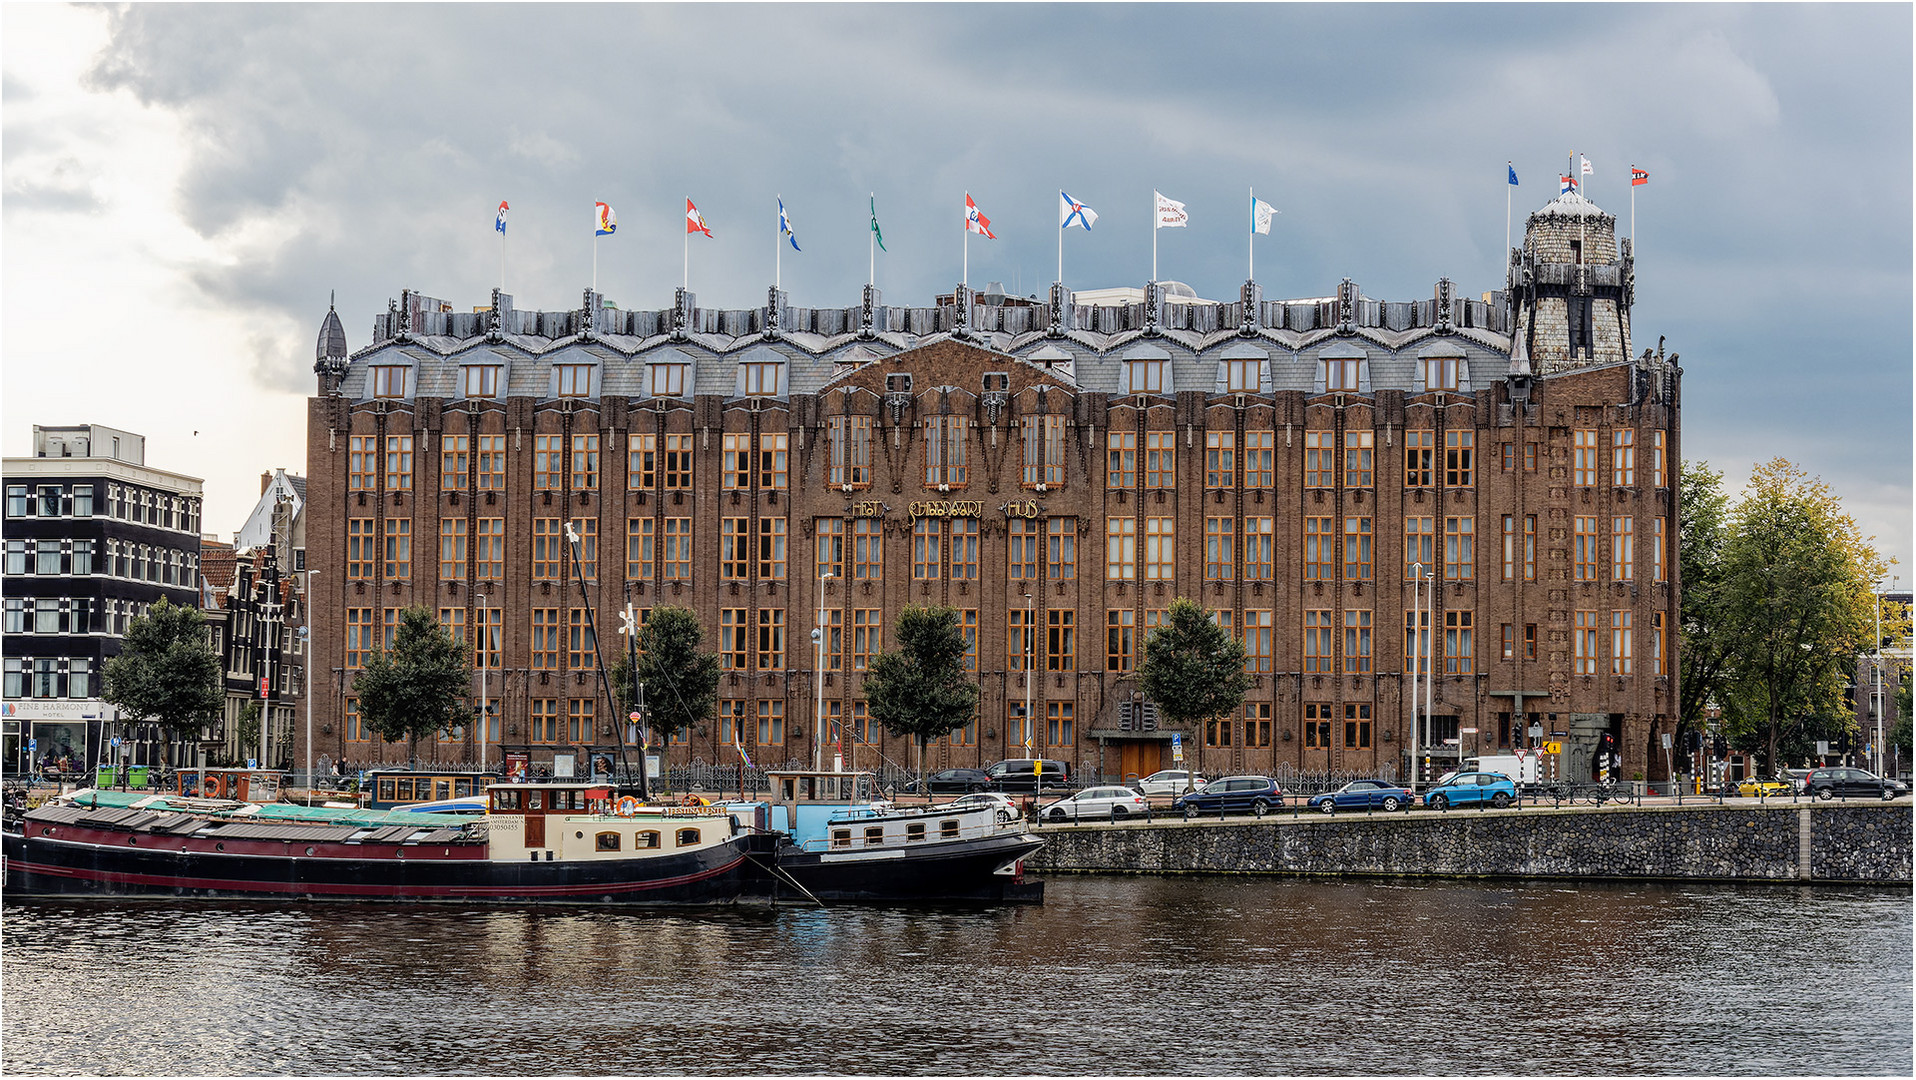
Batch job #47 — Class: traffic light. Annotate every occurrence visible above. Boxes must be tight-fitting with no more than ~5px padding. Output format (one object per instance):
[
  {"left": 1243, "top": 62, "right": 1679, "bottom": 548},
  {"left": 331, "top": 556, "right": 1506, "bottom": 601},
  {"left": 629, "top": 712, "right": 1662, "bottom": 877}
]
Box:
[{"left": 1712, "top": 736, "right": 1728, "bottom": 761}]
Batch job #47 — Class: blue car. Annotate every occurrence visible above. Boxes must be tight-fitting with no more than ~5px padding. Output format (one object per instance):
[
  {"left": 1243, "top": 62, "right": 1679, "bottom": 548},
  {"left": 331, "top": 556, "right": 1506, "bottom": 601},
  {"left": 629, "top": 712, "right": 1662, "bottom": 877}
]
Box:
[
  {"left": 1422, "top": 770, "right": 1517, "bottom": 810},
  {"left": 1173, "top": 775, "right": 1285, "bottom": 819},
  {"left": 1308, "top": 779, "right": 1413, "bottom": 814}
]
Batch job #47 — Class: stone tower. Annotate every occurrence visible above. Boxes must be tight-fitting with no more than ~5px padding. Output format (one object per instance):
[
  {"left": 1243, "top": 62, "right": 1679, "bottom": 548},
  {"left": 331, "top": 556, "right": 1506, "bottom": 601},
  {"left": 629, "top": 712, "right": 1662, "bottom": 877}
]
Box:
[
  {"left": 1508, "top": 189, "right": 1634, "bottom": 374},
  {"left": 314, "top": 291, "right": 349, "bottom": 393}
]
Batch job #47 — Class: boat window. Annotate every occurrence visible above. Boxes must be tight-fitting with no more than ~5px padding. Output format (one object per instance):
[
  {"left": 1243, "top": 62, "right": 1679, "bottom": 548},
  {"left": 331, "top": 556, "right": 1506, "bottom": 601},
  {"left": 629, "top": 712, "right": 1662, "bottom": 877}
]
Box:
[
  {"left": 831, "top": 828, "right": 852, "bottom": 849},
  {"left": 378, "top": 779, "right": 397, "bottom": 802},
  {"left": 864, "top": 826, "right": 885, "bottom": 846},
  {"left": 676, "top": 828, "right": 701, "bottom": 847},
  {"left": 906, "top": 823, "right": 926, "bottom": 842},
  {"left": 528, "top": 791, "right": 543, "bottom": 810},
  {"left": 493, "top": 790, "right": 521, "bottom": 811},
  {"left": 635, "top": 830, "right": 661, "bottom": 848},
  {"left": 596, "top": 831, "right": 621, "bottom": 852},
  {"left": 941, "top": 819, "right": 961, "bottom": 839},
  {"left": 455, "top": 779, "right": 473, "bottom": 798}
]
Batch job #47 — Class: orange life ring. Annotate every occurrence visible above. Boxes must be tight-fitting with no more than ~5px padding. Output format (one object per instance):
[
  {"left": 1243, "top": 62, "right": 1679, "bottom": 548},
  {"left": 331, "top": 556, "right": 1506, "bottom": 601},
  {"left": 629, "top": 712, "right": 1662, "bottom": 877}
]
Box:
[
  {"left": 616, "top": 796, "right": 640, "bottom": 817},
  {"left": 682, "top": 794, "right": 703, "bottom": 807}
]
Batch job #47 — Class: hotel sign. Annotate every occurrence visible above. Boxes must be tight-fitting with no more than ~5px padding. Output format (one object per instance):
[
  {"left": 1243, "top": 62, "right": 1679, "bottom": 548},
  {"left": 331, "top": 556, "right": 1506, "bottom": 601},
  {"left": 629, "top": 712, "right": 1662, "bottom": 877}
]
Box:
[
  {"left": 849, "top": 499, "right": 1045, "bottom": 520},
  {"left": 907, "top": 500, "right": 985, "bottom": 520}
]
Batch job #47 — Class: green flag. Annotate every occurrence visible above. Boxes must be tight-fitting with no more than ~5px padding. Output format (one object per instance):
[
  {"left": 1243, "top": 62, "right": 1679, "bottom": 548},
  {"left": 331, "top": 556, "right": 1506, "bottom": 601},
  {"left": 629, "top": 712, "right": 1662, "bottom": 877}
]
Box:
[{"left": 869, "top": 195, "right": 886, "bottom": 252}]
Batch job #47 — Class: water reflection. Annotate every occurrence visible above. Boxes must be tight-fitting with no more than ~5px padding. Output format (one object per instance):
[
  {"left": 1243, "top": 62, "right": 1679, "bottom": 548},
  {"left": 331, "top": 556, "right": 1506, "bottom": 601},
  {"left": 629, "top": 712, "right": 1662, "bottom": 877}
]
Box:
[{"left": 4, "top": 879, "right": 1908, "bottom": 1076}]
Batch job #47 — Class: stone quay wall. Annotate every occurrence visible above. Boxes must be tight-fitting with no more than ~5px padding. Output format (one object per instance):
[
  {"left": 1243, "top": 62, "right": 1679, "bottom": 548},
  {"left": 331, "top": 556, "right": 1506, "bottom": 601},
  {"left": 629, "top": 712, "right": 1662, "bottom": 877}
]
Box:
[{"left": 1024, "top": 803, "right": 1911, "bottom": 884}]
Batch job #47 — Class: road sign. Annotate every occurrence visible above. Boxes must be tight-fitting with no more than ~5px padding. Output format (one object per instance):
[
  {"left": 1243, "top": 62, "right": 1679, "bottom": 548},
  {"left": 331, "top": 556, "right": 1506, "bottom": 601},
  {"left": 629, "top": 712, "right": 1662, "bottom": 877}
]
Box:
[
  {"left": 1543, "top": 741, "right": 1563, "bottom": 755},
  {"left": 1460, "top": 727, "right": 1479, "bottom": 734},
  {"left": 27, "top": 738, "right": 36, "bottom": 753},
  {"left": 1172, "top": 732, "right": 1184, "bottom": 763},
  {"left": 110, "top": 736, "right": 121, "bottom": 748}
]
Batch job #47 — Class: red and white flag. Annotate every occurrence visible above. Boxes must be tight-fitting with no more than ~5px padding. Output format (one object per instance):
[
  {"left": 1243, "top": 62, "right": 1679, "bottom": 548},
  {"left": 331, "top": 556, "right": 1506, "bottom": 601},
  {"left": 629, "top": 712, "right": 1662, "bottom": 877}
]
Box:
[
  {"left": 686, "top": 198, "right": 713, "bottom": 237},
  {"left": 1630, "top": 167, "right": 1650, "bottom": 187},
  {"left": 964, "top": 193, "right": 996, "bottom": 238},
  {"left": 1154, "top": 190, "right": 1188, "bottom": 228}
]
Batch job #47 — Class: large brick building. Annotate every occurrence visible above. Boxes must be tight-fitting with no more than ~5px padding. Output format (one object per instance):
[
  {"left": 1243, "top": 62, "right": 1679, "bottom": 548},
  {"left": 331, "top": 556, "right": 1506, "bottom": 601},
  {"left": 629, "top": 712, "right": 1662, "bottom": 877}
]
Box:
[{"left": 304, "top": 188, "right": 1681, "bottom": 786}]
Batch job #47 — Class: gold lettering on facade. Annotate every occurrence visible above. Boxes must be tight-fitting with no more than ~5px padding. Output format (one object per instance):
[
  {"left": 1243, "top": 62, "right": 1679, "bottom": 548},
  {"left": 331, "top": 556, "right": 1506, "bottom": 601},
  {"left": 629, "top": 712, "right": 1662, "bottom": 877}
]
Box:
[
  {"left": 907, "top": 500, "right": 985, "bottom": 520},
  {"left": 998, "top": 500, "right": 1040, "bottom": 519}
]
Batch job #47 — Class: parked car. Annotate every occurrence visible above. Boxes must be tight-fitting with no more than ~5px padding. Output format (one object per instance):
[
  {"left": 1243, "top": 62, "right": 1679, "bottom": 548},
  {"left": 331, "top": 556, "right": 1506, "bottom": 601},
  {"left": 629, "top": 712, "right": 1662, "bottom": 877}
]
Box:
[
  {"left": 1780, "top": 768, "right": 1813, "bottom": 793},
  {"left": 940, "top": 791, "right": 1021, "bottom": 822},
  {"left": 1731, "top": 776, "right": 1792, "bottom": 798},
  {"left": 1422, "top": 771, "right": 1517, "bottom": 810},
  {"left": 1041, "top": 785, "right": 1150, "bottom": 822},
  {"left": 1308, "top": 779, "right": 1413, "bottom": 814},
  {"left": 1173, "top": 775, "right": 1285, "bottom": 819},
  {"left": 905, "top": 768, "right": 993, "bottom": 795},
  {"left": 987, "top": 758, "right": 1072, "bottom": 793},
  {"left": 1134, "top": 769, "right": 1207, "bottom": 798},
  {"left": 1802, "top": 767, "right": 1909, "bottom": 801}
]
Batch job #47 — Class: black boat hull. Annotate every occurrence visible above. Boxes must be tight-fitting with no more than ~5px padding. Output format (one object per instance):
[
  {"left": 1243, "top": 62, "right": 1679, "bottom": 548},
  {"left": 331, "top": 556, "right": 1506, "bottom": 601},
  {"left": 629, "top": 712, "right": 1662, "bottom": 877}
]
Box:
[{"left": 767, "top": 830, "right": 1044, "bottom": 903}]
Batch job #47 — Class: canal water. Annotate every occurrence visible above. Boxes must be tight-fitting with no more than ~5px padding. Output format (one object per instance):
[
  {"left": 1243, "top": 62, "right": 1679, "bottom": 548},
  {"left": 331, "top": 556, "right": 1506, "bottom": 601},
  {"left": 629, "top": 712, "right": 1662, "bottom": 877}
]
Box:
[{"left": 3, "top": 877, "right": 1909, "bottom": 1076}]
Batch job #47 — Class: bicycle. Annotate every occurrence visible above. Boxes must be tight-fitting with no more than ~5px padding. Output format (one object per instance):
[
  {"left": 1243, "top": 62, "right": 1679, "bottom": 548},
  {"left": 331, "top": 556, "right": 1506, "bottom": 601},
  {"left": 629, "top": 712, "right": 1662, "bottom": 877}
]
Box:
[{"left": 1585, "top": 782, "right": 1631, "bottom": 806}]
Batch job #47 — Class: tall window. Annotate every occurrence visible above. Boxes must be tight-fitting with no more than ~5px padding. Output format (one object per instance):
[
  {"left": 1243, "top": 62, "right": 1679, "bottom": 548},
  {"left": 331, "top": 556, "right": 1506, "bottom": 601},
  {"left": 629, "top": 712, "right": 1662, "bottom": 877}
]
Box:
[
  {"left": 1144, "top": 517, "right": 1174, "bottom": 580},
  {"left": 1444, "top": 431, "right": 1473, "bottom": 487},
  {"left": 347, "top": 519, "right": 375, "bottom": 579},
  {"left": 1654, "top": 517, "right": 1667, "bottom": 582},
  {"left": 1502, "top": 515, "right": 1518, "bottom": 582},
  {"left": 1045, "top": 518, "right": 1075, "bottom": 580},
  {"left": 1344, "top": 430, "right": 1374, "bottom": 488},
  {"left": 477, "top": 435, "right": 506, "bottom": 491},
  {"left": 628, "top": 434, "right": 656, "bottom": 489},
  {"left": 950, "top": 519, "right": 981, "bottom": 580},
  {"left": 1106, "top": 431, "right": 1137, "bottom": 488},
  {"left": 385, "top": 436, "right": 414, "bottom": 490},
  {"left": 1613, "top": 430, "right": 1636, "bottom": 486},
  {"left": 534, "top": 435, "right": 563, "bottom": 489},
  {"left": 440, "top": 518, "right": 467, "bottom": 580},
  {"left": 1304, "top": 702, "right": 1332, "bottom": 748},
  {"left": 759, "top": 434, "right": 789, "bottom": 490},
  {"left": 719, "top": 701, "right": 744, "bottom": 746},
  {"left": 531, "top": 609, "right": 560, "bottom": 670},
  {"left": 1008, "top": 519, "right": 1039, "bottom": 580},
  {"left": 441, "top": 435, "right": 469, "bottom": 490},
  {"left": 758, "top": 610, "right": 785, "bottom": 670},
  {"left": 1008, "top": 608, "right": 1036, "bottom": 671},
  {"left": 1144, "top": 431, "right": 1175, "bottom": 489},
  {"left": 816, "top": 518, "right": 844, "bottom": 580},
  {"left": 1651, "top": 431, "right": 1667, "bottom": 488},
  {"left": 1046, "top": 701, "right": 1074, "bottom": 749},
  {"left": 1343, "top": 517, "right": 1372, "bottom": 580},
  {"left": 1046, "top": 609, "right": 1075, "bottom": 672},
  {"left": 721, "top": 518, "right": 750, "bottom": 580},
  {"left": 757, "top": 518, "right": 787, "bottom": 580},
  {"left": 912, "top": 519, "right": 942, "bottom": 580},
  {"left": 850, "top": 700, "right": 874, "bottom": 745},
  {"left": 1443, "top": 517, "right": 1473, "bottom": 580},
  {"left": 829, "top": 417, "right": 872, "bottom": 488},
  {"left": 663, "top": 518, "right": 692, "bottom": 580},
  {"left": 1244, "top": 517, "right": 1274, "bottom": 580},
  {"left": 1612, "top": 517, "right": 1634, "bottom": 581},
  {"left": 349, "top": 436, "right": 376, "bottom": 489},
  {"left": 1304, "top": 610, "right": 1334, "bottom": 673},
  {"left": 1244, "top": 430, "right": 1274, "bottom": 487},
  {"left": 1022, "top": 415, "right": 1065, "bottom": 487},
  {"left": 722, "top": 434, "right": 751, "bottom": 490},
  {"left": 820, "top": 609, "right": 843, "bottom": 671},
  {"left": 851, "top": 609, "right": 881, "bottom": 670},
  {"left": 1304, "top": 517, "right": 1334, "bottom": 580},
  {"left": 346, "top": 609, "right": 373, "bottom": 668},
  {"left": 1106, "top": 518, "right": 1136, "bottom": 581},
  {"left": 527, "top": 700, "right": 559, "bottom": 743},
  {"left": 757, "top": 700, "right": 784, "bottom": 745},
  {"left": 1244, "top": 702, "right": 1272, "bottom": 749},
  {"left": 628, "top": 518, "right": 655, "bottom": 580},
  {"left": 1106, "top": 609, "right": 1135, "bottom": 673},
  {"left": 475, "top": 606, "right": 501, "bottom": 670},
  {"left": 1304, "top": 430, "right": 1334, "bottom": 488},
  {"left": 1523, "top": 515, "right": 1538, "bottom": 581},
  {"left": 1573, "top": 429, "right": 1599, "bottom": 486},
  {"left": 1574, "top": 610, "right": 1598, "bottom": 675},
  {"left": 1573, "top": 516, "right": 1599, "bottom": 581},
  {"left": 1524, "top": 623, "right": 1538, "bottom": 661},
  {"left": 1343, "top": 610, "right": 1372, "bottom": 674},
  {"left": 1245, "top": 609, "right": 1274, "bottom": 674},
  {"left": 571, "top": 435, "right": 600, "bottom": 490},
  {"left": 1406, "top": 610, "right": 1430, "bottom": 668},
  {"left": 853, "top": 519, "right": 882, "bottom": 580},
  {"left": 1611, "top": 611, "right": 1633, "bottom": 675},
  {"left": 476, "top": 518, "right": 504, "bottom": 580},
  {"left": 566, "top": 699, "right": 594, "bottom": 744},
  {"left": 1344, "top": 704, "right": 1372, "bottom": 749},
  {"left": 719, "top": 609, "right": 747, "bottom": 670},
  {"left": 532, "top": 519, "right": 563, "bottom": 580},
  {"left": 1501, "top": 623, "right": 1516, "bottom": 661},
  {"left": 1206, "top": 431, "right": 1235, "bottom": 488},
  {"left": 1443, "top": 611, "right": 1473, "bottom": 675},
  {"left": 567, "top": 609, "right": 596, "bottom": 670},
  {"left": 923, "top": 418, "right": 967, "bottom": 487},
  {"left": 1205, "top": 517, "right": 1234, "bottom": 581},
  {"left": 1405, "top": 430, "right": 1435, "bottom": 487},
  {"left": 569, "top": 518, "right": 596, "bottom": 580},
  {"left": 1652, "top": 612, "right": 1667, "bottom": 676},
  {"left": 662, "top": 434, "right": 693, "bottom": 489}
]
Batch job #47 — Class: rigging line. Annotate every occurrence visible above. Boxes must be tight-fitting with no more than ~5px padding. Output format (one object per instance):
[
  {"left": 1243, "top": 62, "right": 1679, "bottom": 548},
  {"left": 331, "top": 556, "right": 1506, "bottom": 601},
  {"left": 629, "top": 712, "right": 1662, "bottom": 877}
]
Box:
[{"left": 563, "top": 522, "right": 638, "bottom": 791}]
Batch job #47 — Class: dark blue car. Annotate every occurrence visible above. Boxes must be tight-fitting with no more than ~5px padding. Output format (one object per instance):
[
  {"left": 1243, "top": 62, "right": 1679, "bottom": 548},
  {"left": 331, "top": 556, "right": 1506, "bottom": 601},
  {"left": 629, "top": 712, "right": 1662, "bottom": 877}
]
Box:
[
  {"left": 1173, "top": 775, "right": 1285, "bottom": 819},
  {"left": 1307, "top": 778, "right": 1413, "bottom": 814},
  {"left": 1422, "top": 770, "right": 1517, "bottom": 810}
]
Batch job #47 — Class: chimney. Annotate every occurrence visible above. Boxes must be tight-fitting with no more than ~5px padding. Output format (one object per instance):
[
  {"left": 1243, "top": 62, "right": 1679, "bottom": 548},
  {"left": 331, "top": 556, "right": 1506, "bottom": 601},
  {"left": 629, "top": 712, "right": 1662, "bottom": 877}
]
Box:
[{"left": 261, "top": 472, "right": 273, "bottom": 496}]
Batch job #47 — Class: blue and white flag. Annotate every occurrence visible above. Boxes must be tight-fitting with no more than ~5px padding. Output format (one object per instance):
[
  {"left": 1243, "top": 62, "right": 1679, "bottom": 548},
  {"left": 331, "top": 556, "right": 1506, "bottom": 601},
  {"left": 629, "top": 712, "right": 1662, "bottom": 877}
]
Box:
[
  {"left": 779, "top": 197, "right": 800, "bottom": 251},
  {"left": 1059, "top": 191, "right": 1097, "bottom": 231},
  {"left": 1507, "top": 163, "right": 1518, "bottom": 186},
  {"left": 495, "top": 200, "right": 509, "bottom": 233}
]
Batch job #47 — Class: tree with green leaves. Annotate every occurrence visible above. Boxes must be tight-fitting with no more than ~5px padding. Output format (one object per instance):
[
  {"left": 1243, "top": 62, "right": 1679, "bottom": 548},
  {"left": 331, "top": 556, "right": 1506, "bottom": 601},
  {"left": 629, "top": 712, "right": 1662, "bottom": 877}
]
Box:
[
  {"left": 102, "top": 596, "right": 223, "bottom": 768},
  {"left": 1139, "top": 597, "right": 1253, "bottom": 763},
  {"left": 863, "top": 605, "right": 981, "bottom": 774},
  {"left": 628, "top": 606, "right": 720, "bottom": 745},
  {"left": 1678, "top": 461, "right": 1734, "bottom": 745},
  {"left": 1714, "top": 459, "right": 1890, "bottom": 772},
  {"left": 231, "top": 701, "right": 262, "bottom": 768},
  {"left": 352, "top": 606, "right": 470, "bottom": 762}
]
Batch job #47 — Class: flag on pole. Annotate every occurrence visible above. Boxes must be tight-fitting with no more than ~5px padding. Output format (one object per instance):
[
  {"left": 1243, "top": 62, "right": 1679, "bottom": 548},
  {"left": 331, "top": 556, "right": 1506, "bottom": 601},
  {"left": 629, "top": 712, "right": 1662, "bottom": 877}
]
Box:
[
  {"left": 738, "top": 743, "right": 754, "bottom": 769},
  {"left": 495, "top": 200, "right": 509, "bottom": 233},
  {"left": 1559, "top": 175, "right": 1577, "bottom": 196},
  {"left": 869, "top": 195, "right": 886, "bottom": 252},
  {"left": 1154, "top": 190, "right": 1188, "bottom": 228},
  {"left": 686, "top": 198, "right": 713, "bottom": 237},
  {"left": 1060, "top": 191, "right": 1097, "bottom": 231},
  {"left": 1508, "top": 163, "right": 1519, "bottom": 186},
  {"left": 1580, "top": 154, "right": 1593, "bottom": 178},
  {"left": 779, "top": 198, "right": 800, "bottom": 251},
  {"left": 594, "top": 202, "right": 617, "bottom": 235},
  {"left": 1630, "top": 167, "right": 1649, "bottom": 187},
  {"left": 1252, "top": 196, "right": 1278, "bottom": 235},
  {"left": 965, "top": 193, "right": 996, "bottom": 238}
]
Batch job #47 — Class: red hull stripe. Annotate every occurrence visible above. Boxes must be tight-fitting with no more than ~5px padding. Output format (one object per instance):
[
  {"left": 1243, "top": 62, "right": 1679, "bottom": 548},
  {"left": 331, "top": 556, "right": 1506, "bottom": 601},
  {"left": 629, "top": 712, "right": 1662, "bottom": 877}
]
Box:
[{"left": 10, "top": 854, "right": 748, "bottom": 898}]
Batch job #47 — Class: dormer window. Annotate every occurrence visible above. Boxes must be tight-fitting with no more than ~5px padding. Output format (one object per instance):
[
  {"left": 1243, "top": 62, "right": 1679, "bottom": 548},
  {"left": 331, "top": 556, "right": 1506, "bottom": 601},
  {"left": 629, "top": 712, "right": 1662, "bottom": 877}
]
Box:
[
  {"left": 556, "top": 364, "right": 594, "bottom": 397},
  {"left": 1324, "top": 358, "right": 1360, "bottom": 392},
  {"left": 1223, "top": 359, "right": 1261, "bottom": 394},
  {"left": 464, "top": 365, "right": 502, "bottom": 398},
  {"left": 1126, "top": 359, "right": 1166, "bottom": 394},
  {"left": 983, "top": 372, "right": 1009, "bottom": 393},
  {"left": 1424, "top": 357, "right": 1459, "bottom": 391},
  {"left": 742, "top": 361, "right": 782, "bottom": 396},
  {"left": 370, "top": 366, "right": 408, "bottom": 398},
  {"left": 651, "top": 363, "right": 689, "bottom": 397},
  {"left": 886, "top": 373, "right": 913, "bottom": 395}
]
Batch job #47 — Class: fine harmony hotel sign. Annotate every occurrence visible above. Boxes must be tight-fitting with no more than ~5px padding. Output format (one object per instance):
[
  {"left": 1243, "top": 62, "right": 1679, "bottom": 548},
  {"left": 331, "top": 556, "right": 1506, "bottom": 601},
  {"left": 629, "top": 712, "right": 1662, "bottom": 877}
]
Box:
[{"left": 849, "top": 499, "right": 1045, "bottom": 521}]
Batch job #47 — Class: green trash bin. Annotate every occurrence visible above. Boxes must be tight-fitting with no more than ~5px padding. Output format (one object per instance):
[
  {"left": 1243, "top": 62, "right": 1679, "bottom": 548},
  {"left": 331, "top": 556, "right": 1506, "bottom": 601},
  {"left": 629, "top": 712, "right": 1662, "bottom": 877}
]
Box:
[
  {"left": 95, "top": 766, "right": 115, "bottom": 788},
  {"left": 129, "top": 766, "right": 149, "bottom": 789}
]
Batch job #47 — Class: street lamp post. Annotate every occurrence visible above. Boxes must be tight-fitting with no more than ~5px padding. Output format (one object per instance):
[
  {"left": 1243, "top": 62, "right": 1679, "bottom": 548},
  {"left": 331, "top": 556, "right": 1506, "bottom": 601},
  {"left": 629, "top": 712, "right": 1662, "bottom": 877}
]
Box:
[
  {"left": 477, "top": 587, "right": 490, "bottom": 776},
  {"left": 814, "top": 570, "right": 831, "bottom": 772},
  {"left": 1424, "top": 569, "right": 1436, "bottom": 777},
  {"left": 303, "top": 568, "right": 319, "bottom": 791},
  {"left": 1023, "top": 591, "right": 1034, "bottom": 762}
]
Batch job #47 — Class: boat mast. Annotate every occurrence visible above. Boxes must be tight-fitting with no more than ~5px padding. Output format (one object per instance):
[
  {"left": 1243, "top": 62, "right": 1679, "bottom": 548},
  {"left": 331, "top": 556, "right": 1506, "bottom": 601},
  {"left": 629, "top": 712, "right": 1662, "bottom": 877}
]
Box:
[{"left": 563, "top": 522, "right": 643, "bottom": 796}]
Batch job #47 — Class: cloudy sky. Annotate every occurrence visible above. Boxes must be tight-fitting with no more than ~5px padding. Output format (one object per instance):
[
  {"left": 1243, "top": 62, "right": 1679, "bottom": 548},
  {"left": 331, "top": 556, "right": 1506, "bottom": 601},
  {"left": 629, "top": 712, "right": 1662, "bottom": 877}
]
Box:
[{"left": 4, "top": 3, "right": 1910, "bottom": 573}]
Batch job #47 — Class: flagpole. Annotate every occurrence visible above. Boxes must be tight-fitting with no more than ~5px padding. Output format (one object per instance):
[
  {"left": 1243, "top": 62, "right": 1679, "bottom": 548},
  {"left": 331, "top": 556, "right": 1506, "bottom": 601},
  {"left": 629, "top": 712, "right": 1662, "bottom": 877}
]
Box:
[
  {"left": 1505, "top": 162, "right": 1512, "bottom": 265},
  {"left": 1248, "top": 186, "right": 1255, "bottom": 282},
  {"left": 963, "top": 219, "right": 969, "bottom": 290},
  {"left": 1151, "top": 190, "right": 1158, "bottom": 284},
  {"left": 684, "top": 199, "right": 690, "bottom": 292},
  {"left": 593, "top": 234, "right": 598, "bottom": 294},
  {"left": 869, "top": 193, "right": 875, "bottom": 289},
  {"left": 1058, "top": 193, "right": 1064, "bottom": 287},
  {"left": 776, "top": 195, "right": 782, "bottom": 291}
]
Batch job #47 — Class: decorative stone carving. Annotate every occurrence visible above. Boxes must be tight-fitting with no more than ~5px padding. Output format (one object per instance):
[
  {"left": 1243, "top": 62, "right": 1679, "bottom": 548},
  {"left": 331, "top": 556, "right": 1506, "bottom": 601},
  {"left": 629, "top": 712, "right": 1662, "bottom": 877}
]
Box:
[{"left": 1048, "top": 282, "right": 1068, "bottom": 338}]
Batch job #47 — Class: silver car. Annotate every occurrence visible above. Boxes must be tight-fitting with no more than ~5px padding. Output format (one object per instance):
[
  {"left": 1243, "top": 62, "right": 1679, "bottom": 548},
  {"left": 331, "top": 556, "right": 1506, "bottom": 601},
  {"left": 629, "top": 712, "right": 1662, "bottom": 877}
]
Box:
[
  {"left": 1041, "top": 785, "right": 1151, "bottom": 822},
  {"left": 1134, "top": 770, "right": 1208, "bottom": 798}
]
